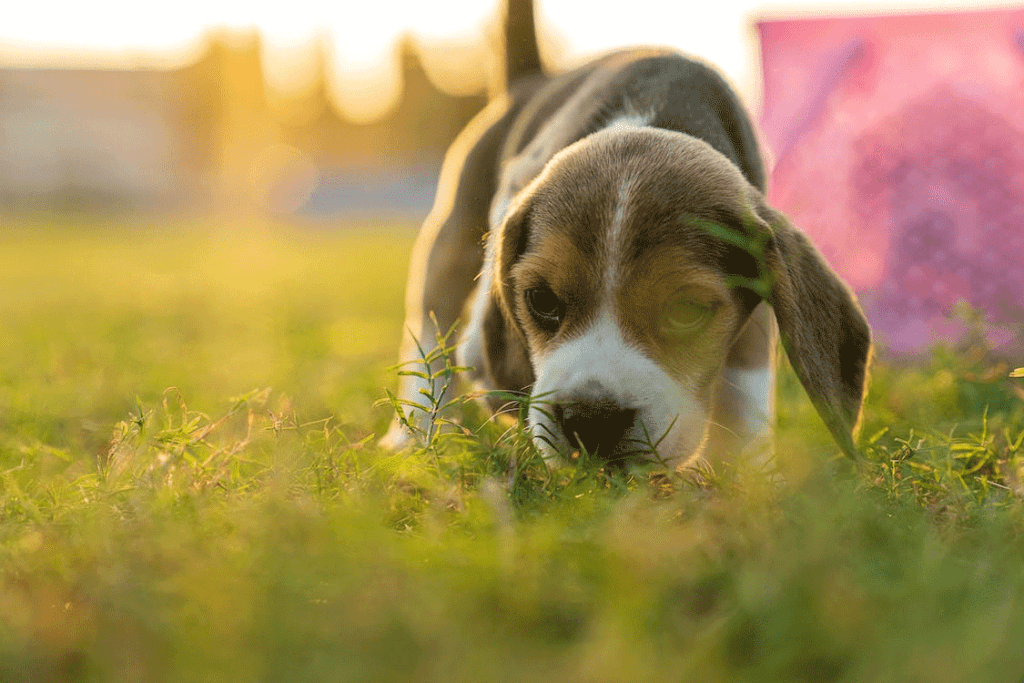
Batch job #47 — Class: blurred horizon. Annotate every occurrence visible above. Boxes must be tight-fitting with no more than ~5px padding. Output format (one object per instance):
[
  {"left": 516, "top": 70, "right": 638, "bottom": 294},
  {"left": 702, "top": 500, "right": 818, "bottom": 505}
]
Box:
[
  {"left": 0, "top": 29, "right": 491, "bottom": 216},
  {"left": 4, "top": 0, "right": 1016, "bottom": 121},
  {"left": 1, "top": 0, "right": 1021, "bottom": 219}
]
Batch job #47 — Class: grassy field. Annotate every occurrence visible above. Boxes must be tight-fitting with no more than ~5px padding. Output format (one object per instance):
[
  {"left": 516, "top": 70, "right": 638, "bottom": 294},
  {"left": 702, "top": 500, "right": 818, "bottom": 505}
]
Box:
[{"left": 2, "top": 215, "right": 1024, "bottom": 682}]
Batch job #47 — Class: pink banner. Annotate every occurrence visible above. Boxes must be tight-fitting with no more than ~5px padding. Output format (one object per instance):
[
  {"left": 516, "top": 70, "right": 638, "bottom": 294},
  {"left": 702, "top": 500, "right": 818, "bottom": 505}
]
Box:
[{"left": 759, "top": 9, "right": 1024, "bottom": 355}]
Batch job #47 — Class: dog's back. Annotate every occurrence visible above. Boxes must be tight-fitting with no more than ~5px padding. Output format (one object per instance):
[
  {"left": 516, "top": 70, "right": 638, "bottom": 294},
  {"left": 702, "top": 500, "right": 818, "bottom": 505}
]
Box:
[
  {"left": 490, "top": 0, "right": 765, "bottom": 221},
  {"left": 493, "top": 50, "right": 767, "bottom": 211}
]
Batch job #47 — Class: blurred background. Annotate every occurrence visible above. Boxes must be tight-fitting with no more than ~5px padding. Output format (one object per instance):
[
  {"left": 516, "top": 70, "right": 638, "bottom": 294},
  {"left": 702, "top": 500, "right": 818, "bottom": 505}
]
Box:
[
  {"left": 0, "top": 0, "right": 1003, "bottom": 217},
  {"left": 1, "top": 0, "right": 1022, "bottom": 353}
]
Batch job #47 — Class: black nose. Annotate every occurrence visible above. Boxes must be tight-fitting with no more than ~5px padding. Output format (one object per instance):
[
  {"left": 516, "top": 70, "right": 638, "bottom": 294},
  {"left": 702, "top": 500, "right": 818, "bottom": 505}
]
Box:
[{"left": 555, "top": 398, "right": 636, "bottom": 457}]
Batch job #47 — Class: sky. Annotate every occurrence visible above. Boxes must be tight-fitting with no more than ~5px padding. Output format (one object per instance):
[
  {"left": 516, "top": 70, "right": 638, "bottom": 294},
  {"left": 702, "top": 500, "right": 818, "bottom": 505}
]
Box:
[{"left": 1, "top": 0, "right": 1018, "bottom": 120}]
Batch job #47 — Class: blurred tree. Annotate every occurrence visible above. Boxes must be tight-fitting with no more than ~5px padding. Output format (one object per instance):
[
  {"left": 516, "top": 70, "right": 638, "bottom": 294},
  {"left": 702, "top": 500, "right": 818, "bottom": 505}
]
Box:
[
  {"left": 0, "top": 29, "right": 487, "bottom": 213},
  {"left": 278, "top": 35, "right": 486, "bottom": 169}
]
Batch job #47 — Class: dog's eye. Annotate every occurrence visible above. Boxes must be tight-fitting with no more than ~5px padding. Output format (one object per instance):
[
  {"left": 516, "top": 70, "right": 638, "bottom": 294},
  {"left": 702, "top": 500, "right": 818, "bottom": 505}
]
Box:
[
  {"left": 526, "top": 285, "right": 564, "bottom": 330},
  {"left": 662, "top": 296, "right": 716, "bottom": 336}
]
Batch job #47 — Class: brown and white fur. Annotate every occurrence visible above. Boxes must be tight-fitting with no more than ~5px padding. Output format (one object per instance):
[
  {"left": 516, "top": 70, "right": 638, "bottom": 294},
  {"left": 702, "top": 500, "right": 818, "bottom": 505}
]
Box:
[{"left": 381, "top": 0, "right": 871, "bottom": 469}]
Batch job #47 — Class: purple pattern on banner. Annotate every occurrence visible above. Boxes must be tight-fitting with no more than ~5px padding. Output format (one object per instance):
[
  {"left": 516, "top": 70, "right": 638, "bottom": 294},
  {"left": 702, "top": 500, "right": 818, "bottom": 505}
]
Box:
[{"left": 759, "top": 10, "right": 1024, "bottom": 354}]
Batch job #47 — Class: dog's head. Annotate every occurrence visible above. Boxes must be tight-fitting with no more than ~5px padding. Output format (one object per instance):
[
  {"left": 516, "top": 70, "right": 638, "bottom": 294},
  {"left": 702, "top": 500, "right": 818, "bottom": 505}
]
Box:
[{"left": 478, "top": 127, "right": 870, "bottom": 465}]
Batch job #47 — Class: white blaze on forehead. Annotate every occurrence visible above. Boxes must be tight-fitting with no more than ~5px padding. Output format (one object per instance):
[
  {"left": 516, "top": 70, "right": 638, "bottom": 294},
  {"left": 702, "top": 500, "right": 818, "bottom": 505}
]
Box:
[
  {"left": 599, "top": 108, "right": 653, "bottom": 296},
  {"left": 529, "top": 308, "right": 707, "bottom": 461},
  {"left": 605, "top": 173, "right": 637, "bottom": 295}
]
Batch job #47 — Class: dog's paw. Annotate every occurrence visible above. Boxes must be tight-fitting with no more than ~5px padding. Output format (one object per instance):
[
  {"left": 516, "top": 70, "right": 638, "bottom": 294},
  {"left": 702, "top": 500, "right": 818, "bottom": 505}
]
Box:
[{"left": 378, "top": 420, "right": 416, "bottom": 451}]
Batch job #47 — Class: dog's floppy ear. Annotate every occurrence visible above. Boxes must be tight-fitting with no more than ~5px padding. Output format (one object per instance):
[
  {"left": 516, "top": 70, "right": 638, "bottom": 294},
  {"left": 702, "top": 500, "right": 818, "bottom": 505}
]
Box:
[
  {"left": 481, "top": 295, "right": 534, "bottom": 394},
  {"left": 479, "top": 195, "right": 535, "bottom": 393},
  {"left": 750, "top": 197, "right": 872, "bottom": 458}
]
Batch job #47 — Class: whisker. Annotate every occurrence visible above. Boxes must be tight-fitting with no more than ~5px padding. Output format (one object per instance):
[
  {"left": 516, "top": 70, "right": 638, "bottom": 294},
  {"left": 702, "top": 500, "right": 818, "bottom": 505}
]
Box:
[{"left": 702, "top": 418, "right": 739, "bottom": 439}]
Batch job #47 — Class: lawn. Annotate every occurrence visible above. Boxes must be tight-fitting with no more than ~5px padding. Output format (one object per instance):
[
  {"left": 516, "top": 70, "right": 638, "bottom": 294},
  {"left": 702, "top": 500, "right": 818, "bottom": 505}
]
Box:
[{"left": 1, "top": 215, "right": 1023, "bottom": 682}]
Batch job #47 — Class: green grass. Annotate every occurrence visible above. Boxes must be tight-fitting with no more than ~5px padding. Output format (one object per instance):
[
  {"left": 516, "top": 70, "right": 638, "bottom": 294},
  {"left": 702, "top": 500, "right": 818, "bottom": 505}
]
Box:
[{"left": 2, "top": 215, "right": 1024, "bottom": 682}]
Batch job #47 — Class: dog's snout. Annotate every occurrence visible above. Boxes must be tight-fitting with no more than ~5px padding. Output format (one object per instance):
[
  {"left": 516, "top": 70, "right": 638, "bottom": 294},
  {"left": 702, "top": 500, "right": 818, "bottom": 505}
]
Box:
[{"left": 555, "top": 397, "right": 636, "bottom": 457}]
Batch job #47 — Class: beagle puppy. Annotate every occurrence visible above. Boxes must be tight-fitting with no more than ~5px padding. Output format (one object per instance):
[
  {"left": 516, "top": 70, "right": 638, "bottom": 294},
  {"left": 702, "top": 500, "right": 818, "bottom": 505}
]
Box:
[{"left": 382, "top": 13, "right": 871, "bottom": 469}]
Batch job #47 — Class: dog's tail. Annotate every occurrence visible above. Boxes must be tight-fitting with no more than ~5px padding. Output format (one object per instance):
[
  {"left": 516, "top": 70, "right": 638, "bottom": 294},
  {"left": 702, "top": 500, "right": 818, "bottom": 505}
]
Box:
[{"left": 500, "top": 0, "right": 543, "bottom": 91}]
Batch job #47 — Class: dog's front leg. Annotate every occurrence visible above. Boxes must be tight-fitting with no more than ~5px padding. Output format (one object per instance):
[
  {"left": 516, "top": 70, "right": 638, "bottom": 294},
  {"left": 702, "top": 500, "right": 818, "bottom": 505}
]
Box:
[
  {"left": 380, "top": 211, "right": 483, "bottom": 449},
  {"left": 380, "top": 101, "right": 522, "bottom": 449},
  {"left": 705, "top": 302, "right": 779, "bottom": 470}
]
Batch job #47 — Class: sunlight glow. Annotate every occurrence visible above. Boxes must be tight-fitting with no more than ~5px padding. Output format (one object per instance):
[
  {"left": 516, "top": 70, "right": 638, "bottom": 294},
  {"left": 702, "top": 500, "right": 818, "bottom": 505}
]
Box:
[{"left": 1, "top": 0, "right": 1015, "bottom": 120}]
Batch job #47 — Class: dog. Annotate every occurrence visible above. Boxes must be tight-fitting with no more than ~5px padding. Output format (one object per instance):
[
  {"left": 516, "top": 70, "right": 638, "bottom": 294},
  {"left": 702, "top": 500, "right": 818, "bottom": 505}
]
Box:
[{"left": 382, "top": 0, "right": 871, "bottom": 469}]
